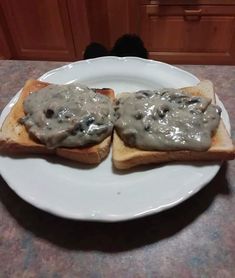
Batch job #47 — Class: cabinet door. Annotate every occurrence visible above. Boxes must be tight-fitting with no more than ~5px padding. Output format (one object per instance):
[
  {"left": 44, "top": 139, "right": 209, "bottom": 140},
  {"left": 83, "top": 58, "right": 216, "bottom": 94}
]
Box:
[
  {"left": 0, "top": 4, "right": 12, "bottom": 59},
  {"left": 139, "top": 4, "right": 235, "bottom": 64},
  {"left": 0, "top": 22, "right": 11, "bottom": 59},
  {"left": 80, "top": 0, "right": 139, "bottom": 50},
  {"left": 1, "top": 0, "right": 76, "bottom": 61}
]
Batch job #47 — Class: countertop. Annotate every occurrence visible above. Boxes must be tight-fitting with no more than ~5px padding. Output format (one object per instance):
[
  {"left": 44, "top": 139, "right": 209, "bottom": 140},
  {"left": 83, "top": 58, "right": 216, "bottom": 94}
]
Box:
[{"left": 0, "top": 60, "right": 235, "bottom": 278}]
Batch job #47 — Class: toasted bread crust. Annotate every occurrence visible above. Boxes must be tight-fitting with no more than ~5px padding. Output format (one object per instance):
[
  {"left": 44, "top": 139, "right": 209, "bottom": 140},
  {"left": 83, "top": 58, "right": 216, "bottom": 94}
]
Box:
[
  {"left": 0, "top": 79, "right": 115, "bottom": 164},
  {"left": 112, "top": 80, "right": 235, "bottom": 169}
]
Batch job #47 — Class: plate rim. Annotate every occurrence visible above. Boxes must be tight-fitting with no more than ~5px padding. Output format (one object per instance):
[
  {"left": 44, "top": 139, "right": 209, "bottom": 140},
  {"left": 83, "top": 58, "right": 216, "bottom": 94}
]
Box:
[{"left": 39, "top": 56, "right": 200, "bottom": 85}]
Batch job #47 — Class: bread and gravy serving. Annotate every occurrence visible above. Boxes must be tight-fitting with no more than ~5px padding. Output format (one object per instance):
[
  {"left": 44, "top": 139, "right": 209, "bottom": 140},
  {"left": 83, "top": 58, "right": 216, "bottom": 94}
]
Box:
[
  {"left": 0, "top": 79, "right": 115, "bottom": 164},
  {"left": 0, "top": 79, "right": 234, "bottom": 168},
  {"left": 112, "top": 80, "right": 235, "bottom": 169}
]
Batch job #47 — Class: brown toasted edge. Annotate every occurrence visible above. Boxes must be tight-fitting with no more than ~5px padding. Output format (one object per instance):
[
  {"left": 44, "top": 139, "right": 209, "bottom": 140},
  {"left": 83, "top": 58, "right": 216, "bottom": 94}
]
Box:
[
  {"left": 112, "top": 131, "right": 235, "bottom": 170},
  {"left": 57, "top": 136, "right": 112, "bottom": 164}
]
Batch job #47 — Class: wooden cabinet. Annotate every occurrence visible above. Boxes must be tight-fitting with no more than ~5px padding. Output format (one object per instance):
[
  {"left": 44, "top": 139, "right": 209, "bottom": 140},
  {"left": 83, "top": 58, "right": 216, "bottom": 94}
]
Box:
[
  {"left": 0, "top": 0, "right": 76, "bottom": 60},
  {"left": 1, "top": 0, "right": 235, "bottom": 64},
  {"left": 0, "top": 4, "right": 11, "bottom": 59},
  {"left": 103, "top": 0, "right": 235, "bottom": 64},
  {"left": 138, "top": 1, "right": 235, "bottom": 64},
  {"left": 0, "top": 23, "right": 11, "bottom": 59}
]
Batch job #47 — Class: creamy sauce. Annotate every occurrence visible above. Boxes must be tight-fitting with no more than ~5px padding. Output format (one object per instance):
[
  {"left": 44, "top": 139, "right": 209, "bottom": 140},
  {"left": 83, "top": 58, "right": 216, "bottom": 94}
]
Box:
[
  {"left": 114, "top": 89, "right": 221, "bottom": 151},
  {"left": 20, "top": 83, "right": 114, "bottom": 148}
]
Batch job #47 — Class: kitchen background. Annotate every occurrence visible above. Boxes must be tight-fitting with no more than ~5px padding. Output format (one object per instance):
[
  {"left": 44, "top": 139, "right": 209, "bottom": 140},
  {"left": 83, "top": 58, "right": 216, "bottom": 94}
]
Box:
[{"left": 0, "top": 0, "right": 235, "bottom": 64}]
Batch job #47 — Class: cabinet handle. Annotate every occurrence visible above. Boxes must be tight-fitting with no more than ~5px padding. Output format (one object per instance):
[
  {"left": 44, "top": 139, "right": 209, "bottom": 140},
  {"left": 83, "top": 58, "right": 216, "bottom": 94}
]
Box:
[
  {"left": 184, "top": 9, "right": 202, "bottom": 21},
  {"left": 146, "top": 5, "right": 159, "bottom": 16}
]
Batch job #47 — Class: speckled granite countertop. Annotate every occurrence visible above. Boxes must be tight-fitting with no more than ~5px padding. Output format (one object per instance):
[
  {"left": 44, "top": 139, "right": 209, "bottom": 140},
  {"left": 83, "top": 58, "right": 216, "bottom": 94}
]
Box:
[{"left": 0, "top": 60, "right": 234, "bottom": 278}]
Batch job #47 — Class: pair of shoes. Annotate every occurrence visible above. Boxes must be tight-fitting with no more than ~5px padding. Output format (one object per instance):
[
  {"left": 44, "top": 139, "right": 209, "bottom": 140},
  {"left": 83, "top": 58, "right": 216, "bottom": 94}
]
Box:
[{"left": 83, "top": 34, "right": 148, "bottom": 59}]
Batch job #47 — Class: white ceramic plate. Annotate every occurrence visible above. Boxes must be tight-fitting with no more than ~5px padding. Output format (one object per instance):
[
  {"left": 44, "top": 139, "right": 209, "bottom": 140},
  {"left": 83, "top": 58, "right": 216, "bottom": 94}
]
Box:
[{"left": 0, "top": 57, "right": 230, "bottom": 221}]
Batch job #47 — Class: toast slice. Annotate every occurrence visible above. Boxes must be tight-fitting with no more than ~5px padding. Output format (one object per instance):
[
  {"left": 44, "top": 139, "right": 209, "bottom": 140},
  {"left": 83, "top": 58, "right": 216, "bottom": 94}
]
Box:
[
  {"left": 0, "top": 79, "right": 115, "bottom": 164},
  {"left": 112, "top": 80, "right": 235, "bottom": 169}
]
